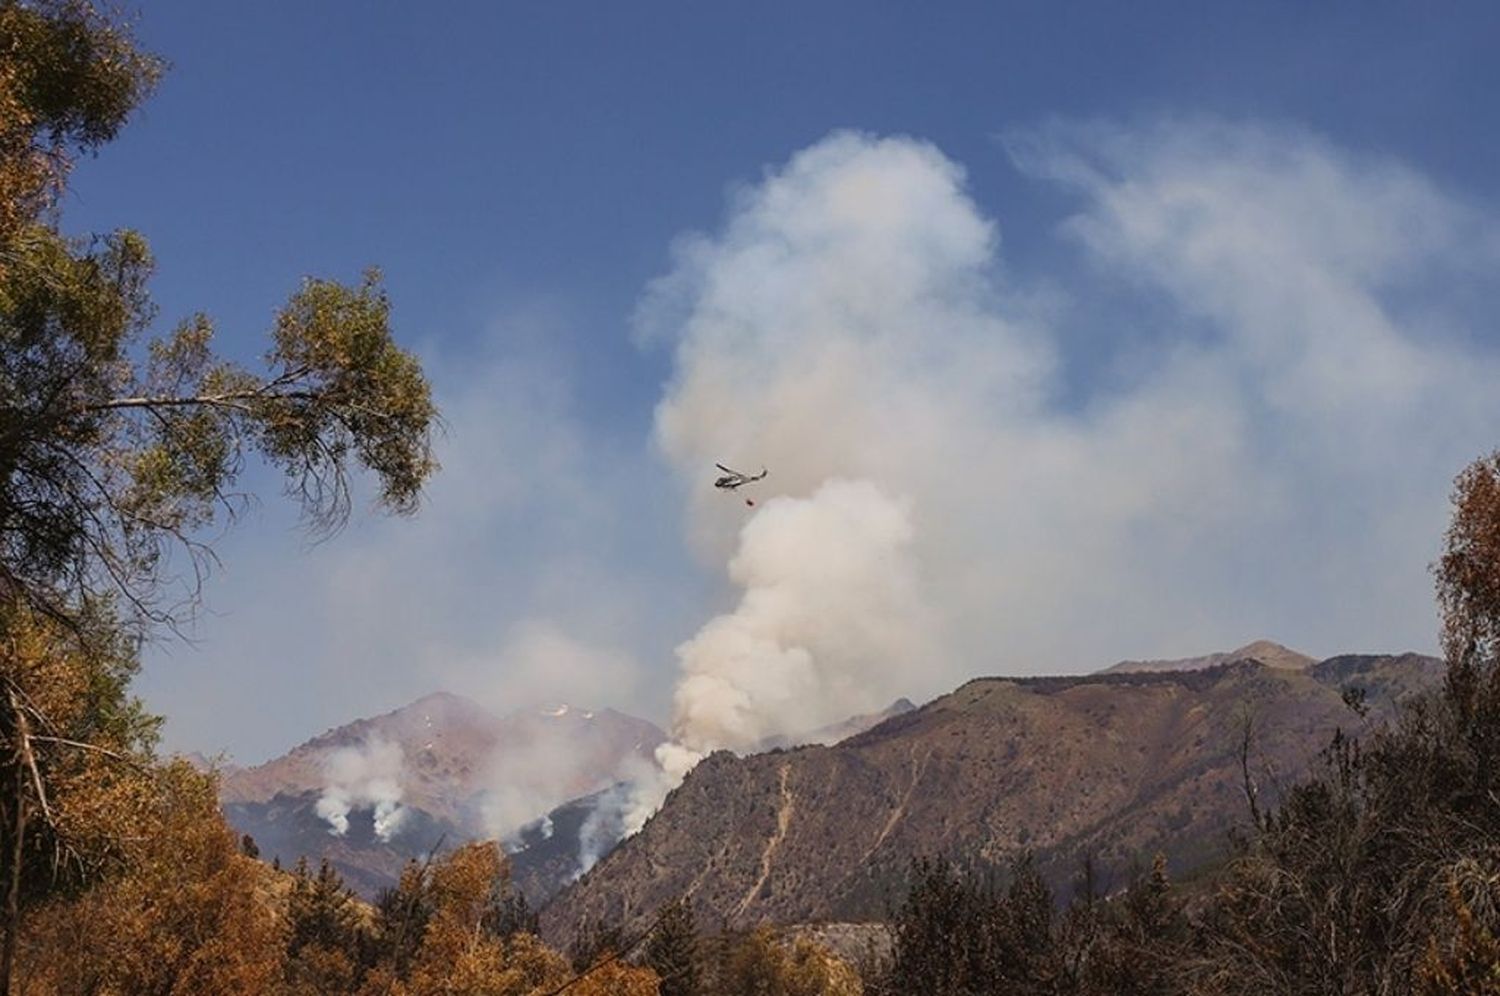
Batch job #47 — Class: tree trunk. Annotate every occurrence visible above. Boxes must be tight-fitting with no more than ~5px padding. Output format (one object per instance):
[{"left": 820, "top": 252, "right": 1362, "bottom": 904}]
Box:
[{"left": 1, "top": 754, "right": 25, "bottom": 996}]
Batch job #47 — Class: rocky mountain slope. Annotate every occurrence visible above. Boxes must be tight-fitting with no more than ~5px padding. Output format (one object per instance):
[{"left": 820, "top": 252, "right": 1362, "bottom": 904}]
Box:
[
  {"left": 504, "top": 697, "right": 920, "bottom": 904},
  {"left": 219, "top": 692, "right": 666, "bottom": 897},
  {"left": 540, "top": 650, "right": 1441, "bottom": 947}
]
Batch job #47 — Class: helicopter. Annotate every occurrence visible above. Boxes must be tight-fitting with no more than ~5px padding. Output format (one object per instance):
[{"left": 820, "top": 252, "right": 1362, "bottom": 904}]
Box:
[{"left": 714, "top": 464, "right": 768, "bottom": 506}]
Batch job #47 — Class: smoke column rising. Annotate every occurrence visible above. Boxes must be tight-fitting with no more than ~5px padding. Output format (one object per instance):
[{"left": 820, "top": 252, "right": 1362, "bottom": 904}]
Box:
[
  {"left": 668, "top": 479, "right": 934, "bottom": 753},
  {"left": 596, "top": 121, "right": 1500, "bottom": 849},
  {"left": 316, "top": 737, "right": 408, "bottom": 842}
]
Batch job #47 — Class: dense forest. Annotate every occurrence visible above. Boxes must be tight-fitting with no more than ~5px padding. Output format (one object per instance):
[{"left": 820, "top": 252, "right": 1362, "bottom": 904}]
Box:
[{"left": 3, "top": 2, "right": 1499, "bottom": 994}]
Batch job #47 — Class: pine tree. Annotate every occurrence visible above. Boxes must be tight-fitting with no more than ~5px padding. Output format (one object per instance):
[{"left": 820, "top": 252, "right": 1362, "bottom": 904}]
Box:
[
  {"left": 284, "top": 859, "right": 365, "bottom": 993},
  {"left": 1002, "top": 852, "right": 1056, "bottom": 985},
  {"left": 645, "top": 897, "right": 702, "bottom": 996},
  {"left": 482, "top": 872, "right": 538, "bottom": 939},
  {"left": 372, "top": 859, "right": 435, "bottom": 978},
  {"left": 287, "top": 860, "right": 363, "bottom": 955},
  {"left": 885, "top": 857, "right": 988, "bottom": 995},
  {"left": 1075, "top": 854, "right": 1187, "bottom": 995},
  {"left": 571, "top": 914, "right": 626, "bottom": 973}
]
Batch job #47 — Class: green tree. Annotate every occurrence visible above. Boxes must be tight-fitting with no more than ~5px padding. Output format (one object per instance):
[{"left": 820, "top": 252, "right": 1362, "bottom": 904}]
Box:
[
  {"left": 571, "top": 913, "right": 626, "bottom": 974},
  {"left": 884, "top": 857, "right": 983, "bottom": 994},
  {"left": 645, "top": 897, "right": 702, "bottom": 996},
  {"left": 0, "top": 1, "right": 439, "bottom": 987},
  {"left": 285, "top": 858, "right": 367, "bottom": 994},
  {"left": 481, "top": 866, "right": 539, "bottom": 941},
  {"left": 2, "top": 251, "right": 437, "bottom": 627},
  {"left": 1000, "top": 852, "right": 1057, "bottom": 991},
  {"left": 1076, "top": 855, "right": 1188, "bottom": 996},
  {"left": 883, "top": 854, "right": 1058, "bottom": 996},
  {"left": 287, "top": 858, "right": 364, "bottom": 958},
  {"left": 0, "top": 0, "right": 159, "bottom": 259},
  {"left": 375, "top": 858, "right": 436, "bottom": 975},
  {"left": 1, "top": 0, "right": 437, "bottom": 629}
]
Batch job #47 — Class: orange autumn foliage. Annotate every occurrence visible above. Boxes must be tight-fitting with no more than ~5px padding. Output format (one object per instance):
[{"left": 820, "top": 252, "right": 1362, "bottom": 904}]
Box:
[
  {"left": 366, "top": 842, "right": 659, "bottom": 996},
  {"left": 19, "top": 761, "right": 284, "bottom": 995}
]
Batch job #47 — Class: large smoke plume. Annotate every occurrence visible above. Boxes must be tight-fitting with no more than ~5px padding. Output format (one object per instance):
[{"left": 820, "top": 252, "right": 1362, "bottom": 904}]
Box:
[
  {"left": 600, "top": 123, "right": 1500, "bottom": 842},
  {"left": 668, "top": 479, "right": 935, "bottom": 754},
  {"left": 609, "top": 479, "right": 938, "bottom": 839}
]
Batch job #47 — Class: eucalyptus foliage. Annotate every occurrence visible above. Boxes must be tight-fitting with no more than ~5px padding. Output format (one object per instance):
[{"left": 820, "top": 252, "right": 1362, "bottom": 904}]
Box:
[{"left": 0, "top": 2, "right": 438, "bottom": 986}]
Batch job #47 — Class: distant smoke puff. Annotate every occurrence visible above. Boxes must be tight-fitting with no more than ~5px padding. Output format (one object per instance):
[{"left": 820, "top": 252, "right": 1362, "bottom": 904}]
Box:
[
  {"left": 577, "top": 782, "right": 632, "bottom": 875},
  {"left": 372, "top": 798, "right": 404, "bottom": 841},
  {"left": 481, "top": 713, "right": 625, "bottom": 843},
  {"left": 314, "top": 792, "right": 352, "bottom": 836},
  {"left": 570, "top": 752, "right": 685, "bottom": 872},
  {"left": 316, "top": 737, "right": 407, "bottom": 842}
]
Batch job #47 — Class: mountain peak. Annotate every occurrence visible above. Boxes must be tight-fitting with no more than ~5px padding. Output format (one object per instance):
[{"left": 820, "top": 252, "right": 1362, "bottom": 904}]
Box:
[
  {"left": 1101, "top": 639, "right": 1314, "bottom": 675},
  {"left": 392, "top": 690, "right": 498, "bottom": 725},
  {"left": 1227, "top": 639, "right": 1314, "bottom": 668},
  {"left": 539, "top": 704, "right": 600, "bottom": 719},
  {"left": 218, "top": 692, "right": 668, "bottom": 898}
]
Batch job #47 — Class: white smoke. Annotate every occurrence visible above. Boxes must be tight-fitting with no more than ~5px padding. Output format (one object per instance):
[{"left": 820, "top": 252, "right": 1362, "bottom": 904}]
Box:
[
  {"left": 668, "top": 479, "right": 935, "bottom": 753},
  {"left": 509, "top": 813, "right": 554, "bottom": 848},
  {"left": 471, "top": 623, "right": 658, "bottom": 842},
  {"left": 576, "top": 781, "right": 633, "bottom": 875},
  {"left": 482, "top": 732, "right": 597, "bottom": 842},
  {"left": 588, "top": 480, "right": 939, "bottom": 847},
  {"left": 609, "top": 122, "right": 1500, "bottom": 831},
  {"left": 316, "top": 737, "right": 408, "bottom": 842}
]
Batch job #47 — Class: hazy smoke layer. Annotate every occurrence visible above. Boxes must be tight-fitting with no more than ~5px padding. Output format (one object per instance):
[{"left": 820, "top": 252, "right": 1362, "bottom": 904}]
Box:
[
  {"left": 577, "top": 779, "right": 633, "bottom": 873},
  {"left": 316, "top": 737, "right": 407, "bottom": 841},
  {"left": 483, "top": 737, "right": 572, "bottom": 842},
  {"left": 482, "top": 726, "right": 609, "bottom": 843},
  {"left": 612, "top": 122, "right": 1500, "bottom": 831}
]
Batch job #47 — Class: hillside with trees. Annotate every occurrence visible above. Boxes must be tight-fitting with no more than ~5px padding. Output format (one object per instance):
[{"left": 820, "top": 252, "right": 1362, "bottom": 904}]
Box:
[{"left": 542, "top": 650, "right": 1441, "bottom": 947}]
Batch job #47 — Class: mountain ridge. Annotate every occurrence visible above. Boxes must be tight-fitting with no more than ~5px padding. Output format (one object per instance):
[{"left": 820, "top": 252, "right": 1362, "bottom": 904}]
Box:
[
  {"left": 219, "top": 691, "right": 667, "bottom": 897},
  {"left": 540, "top": 650, "right": 1442, "bottom": 948},
  {"left": 1099, "top": 638, "right": 1315, "bottom": 675}
]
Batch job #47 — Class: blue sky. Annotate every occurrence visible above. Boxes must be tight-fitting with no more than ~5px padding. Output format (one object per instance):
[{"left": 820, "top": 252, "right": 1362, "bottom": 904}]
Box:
[{"left": 65, "top": 2, "right": 1500, "bottom": 761}]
